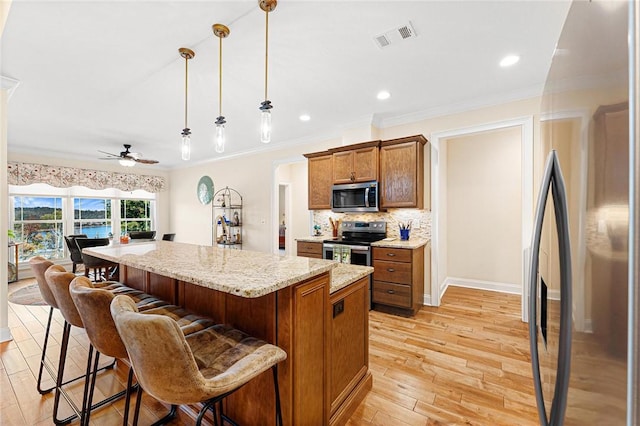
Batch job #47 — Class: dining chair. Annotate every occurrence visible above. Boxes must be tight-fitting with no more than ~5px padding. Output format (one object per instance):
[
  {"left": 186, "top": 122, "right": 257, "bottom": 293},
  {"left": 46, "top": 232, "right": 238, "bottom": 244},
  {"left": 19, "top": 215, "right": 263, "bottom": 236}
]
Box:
[
  {"left": 128, "top": 230, "right": 156, "bottom": 240},
  {"left": 74, "top": 237, "right": 118, "bottom": 281},
  {"left": 64, "top": 234, "right": 87, "bottom": 273}
]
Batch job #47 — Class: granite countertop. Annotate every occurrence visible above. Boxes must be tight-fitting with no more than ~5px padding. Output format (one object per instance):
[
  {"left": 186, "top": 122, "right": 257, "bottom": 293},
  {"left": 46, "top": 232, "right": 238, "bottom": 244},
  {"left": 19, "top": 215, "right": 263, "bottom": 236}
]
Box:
[
  {"left": 371, "top": 237, "right": 430, "bottom": 249},
  {"left": 84, "top": 241, "right": 336, "bottom": 299},
  {"left": 330, "top": 263, "right": 373, "bottom": 294},
  {"left": 295, "top": 235, "right": 328, "bottom": 243}
]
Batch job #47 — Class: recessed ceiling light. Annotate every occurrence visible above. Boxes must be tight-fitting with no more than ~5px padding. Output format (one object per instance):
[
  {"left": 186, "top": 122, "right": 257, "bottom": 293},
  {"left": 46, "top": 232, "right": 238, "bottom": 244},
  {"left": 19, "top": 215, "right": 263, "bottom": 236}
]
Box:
[
  {"left": 377, "top": 90, "right": 391, "bottom": 100},
  {"left": 500, "top": 55, "right": 520, "bottom": 67},
  {"left": 299, "top": 114, "right": 311, "bottom": 122}
]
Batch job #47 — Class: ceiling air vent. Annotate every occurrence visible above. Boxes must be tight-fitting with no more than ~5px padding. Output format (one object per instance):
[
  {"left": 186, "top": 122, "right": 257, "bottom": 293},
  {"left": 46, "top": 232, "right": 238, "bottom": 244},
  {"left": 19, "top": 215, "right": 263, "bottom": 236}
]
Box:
[{"left": 373, "top": 21, "right": 417, "bottom": 49}]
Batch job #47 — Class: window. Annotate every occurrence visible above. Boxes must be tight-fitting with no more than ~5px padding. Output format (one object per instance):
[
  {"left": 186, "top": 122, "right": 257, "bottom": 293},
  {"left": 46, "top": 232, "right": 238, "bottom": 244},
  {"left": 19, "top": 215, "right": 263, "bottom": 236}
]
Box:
[
  {"left": 73, "top": 198, "right": 112, "bottom": 238},
  {"left": 120, "top": 199, "right": 153, "bottom": 234},
  {"left": 12, "top": 196, "right": 65, "bottom": 260},
  {"left": 9, "top": 184, "right": 157, "bottom": 264}
]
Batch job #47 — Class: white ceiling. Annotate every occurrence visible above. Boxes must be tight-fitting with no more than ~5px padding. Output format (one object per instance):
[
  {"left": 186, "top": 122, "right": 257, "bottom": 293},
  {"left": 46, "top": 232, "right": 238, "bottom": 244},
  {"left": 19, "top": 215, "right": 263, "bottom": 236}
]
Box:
[{"left": 1, "top": 1, "right": 571, "bottom": 169}]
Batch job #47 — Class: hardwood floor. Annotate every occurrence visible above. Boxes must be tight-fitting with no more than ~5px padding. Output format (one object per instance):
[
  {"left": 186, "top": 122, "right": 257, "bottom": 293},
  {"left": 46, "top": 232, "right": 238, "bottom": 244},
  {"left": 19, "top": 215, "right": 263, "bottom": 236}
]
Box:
[
  {"left": 347, "top": 285, "right": 538, "bottom": 426},
  {"left": 2, "top": 280, "right": 537, "bottom": 425}
]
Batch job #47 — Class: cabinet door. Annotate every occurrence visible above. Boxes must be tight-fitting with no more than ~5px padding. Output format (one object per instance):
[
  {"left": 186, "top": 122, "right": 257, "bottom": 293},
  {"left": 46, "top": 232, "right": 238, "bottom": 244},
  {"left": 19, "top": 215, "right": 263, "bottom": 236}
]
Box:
[
  {"left": 329, "top": 277, "right": 368, "bottom": 414},
  {"left": 293, "top": 275, "right": 328, "bottom": 426},
  {"left": 380, "top": 141, "right": 423, "bottom": 208},
  {"left": 353, "top": 146, "right": 378, "bottom": 182},
  {"left": 308, "top": 154, "right": 333, "bottom": 210},
  {"left": 332, "top": 151, "right": 354, "bottom": 184}
]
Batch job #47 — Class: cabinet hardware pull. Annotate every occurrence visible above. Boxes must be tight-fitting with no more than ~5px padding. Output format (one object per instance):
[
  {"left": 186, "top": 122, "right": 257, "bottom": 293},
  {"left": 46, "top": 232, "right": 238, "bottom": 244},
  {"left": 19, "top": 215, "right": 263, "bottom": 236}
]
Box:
[
  {"left": 387, "top": 290, "right": 395, "bottom": 294},
  {"left": 387, "top": 268, "right": 395, "bottom": 272},
  {"left": 387, "top": 253, "right": 395, "bottom": 257}
]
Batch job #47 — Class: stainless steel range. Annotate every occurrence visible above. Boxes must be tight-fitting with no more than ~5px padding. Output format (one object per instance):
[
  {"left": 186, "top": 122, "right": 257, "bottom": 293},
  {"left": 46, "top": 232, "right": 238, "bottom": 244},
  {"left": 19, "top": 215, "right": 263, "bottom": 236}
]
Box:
[
  {"left": 322, "top": 221, "right": 386, "bottom": 265},
  {"left": 323, "top": 221, "right": 386, "bottom": 309}
]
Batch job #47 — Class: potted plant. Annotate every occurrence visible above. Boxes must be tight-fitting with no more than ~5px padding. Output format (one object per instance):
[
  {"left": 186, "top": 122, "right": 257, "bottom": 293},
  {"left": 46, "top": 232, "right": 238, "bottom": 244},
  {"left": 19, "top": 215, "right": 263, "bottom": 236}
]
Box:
[{"left": 7, "top": 229, "right": 16, "bottom": 244}]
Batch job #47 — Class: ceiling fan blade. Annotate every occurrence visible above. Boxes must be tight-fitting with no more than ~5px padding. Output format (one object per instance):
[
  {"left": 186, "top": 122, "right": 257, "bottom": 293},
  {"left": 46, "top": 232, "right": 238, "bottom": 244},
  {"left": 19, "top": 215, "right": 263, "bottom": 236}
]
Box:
[
  {"left": 134, "top": 158, "right": 159, "bottom": 164},
  {"left": 98, "top": 150, "right": 120, "bottom": 157},
  {"left": 99, "top": 157, "right": 122, "bottom": 160}
]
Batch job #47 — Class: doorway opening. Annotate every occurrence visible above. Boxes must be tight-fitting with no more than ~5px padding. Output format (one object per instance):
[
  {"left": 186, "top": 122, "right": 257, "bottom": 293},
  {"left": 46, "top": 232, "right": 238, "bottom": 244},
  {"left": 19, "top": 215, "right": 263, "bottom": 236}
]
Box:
[{"left": 431, "top": 116, "right": 534, "bottom": 321}]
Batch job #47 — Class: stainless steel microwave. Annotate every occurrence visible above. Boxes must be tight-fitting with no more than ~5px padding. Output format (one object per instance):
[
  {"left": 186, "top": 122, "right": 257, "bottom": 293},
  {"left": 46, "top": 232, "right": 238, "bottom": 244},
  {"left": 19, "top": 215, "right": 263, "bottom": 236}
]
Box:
[{"left": 331, "top": 182, "right": 379, "bottom": 212}]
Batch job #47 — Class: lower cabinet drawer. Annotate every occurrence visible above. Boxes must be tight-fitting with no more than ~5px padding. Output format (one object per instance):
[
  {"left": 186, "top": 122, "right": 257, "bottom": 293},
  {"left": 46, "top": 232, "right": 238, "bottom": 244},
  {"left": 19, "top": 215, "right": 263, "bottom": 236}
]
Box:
[
  {"left": 372, "top": 281, "right": 412, "bottom": 308},
  {"left": 297, "top": 241, "right": 323, "bottom": 257},
  {"left": 373, "top": 260, "right": 412, "bottom": 284}
]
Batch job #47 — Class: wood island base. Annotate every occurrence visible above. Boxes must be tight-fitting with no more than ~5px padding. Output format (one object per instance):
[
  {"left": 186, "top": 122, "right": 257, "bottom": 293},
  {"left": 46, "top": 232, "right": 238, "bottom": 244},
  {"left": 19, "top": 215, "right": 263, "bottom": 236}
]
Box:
[{"left": 120, "top": 265, "right": 371, "bottom": 425}]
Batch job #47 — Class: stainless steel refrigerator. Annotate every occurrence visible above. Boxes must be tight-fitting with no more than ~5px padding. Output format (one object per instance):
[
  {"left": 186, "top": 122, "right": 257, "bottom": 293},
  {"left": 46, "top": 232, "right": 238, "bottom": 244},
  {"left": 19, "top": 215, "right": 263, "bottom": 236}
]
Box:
[{"left": 528, "top": 1, "right": 639, "bottom": 425}]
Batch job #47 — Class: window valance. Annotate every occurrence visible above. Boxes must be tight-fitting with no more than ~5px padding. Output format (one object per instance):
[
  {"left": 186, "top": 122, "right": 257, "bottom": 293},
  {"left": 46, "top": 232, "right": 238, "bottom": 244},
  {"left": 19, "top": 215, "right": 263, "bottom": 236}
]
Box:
[{"left": 7, "top": 162, "right": 166, "bottom": 193}]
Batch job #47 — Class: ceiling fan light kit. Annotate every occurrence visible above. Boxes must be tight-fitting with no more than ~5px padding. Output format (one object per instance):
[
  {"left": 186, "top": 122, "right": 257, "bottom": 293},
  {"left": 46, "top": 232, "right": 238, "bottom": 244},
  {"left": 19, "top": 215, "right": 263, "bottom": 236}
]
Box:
[
  {"left": 213, "top": 23, "right": 230, "bottom": 154},
  {"left": 99, "top": 143, "right": 159, "bottom": 166},
  {"left": 179, "top": 47, "right": 195, "bottom": 161}
]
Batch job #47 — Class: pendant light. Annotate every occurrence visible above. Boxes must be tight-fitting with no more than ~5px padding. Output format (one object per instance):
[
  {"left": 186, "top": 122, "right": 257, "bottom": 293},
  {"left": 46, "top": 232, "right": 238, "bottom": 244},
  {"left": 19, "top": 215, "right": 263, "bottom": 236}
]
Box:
[
  {"left": 213, "top": 24, "right": 230, "bottom": 154},
  {"left": 259, "top": 0, "right": 277, "bottom": 144},
  {"left": 179, "top": 47, "right": 195, "bottom": 161}
]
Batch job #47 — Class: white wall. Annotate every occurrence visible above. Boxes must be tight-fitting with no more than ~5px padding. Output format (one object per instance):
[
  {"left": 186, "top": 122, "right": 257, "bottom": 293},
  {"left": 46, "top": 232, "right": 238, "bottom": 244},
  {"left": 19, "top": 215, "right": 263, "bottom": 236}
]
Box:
[
  {"left": 1, "top": 0, "right": 14, "bottom": 342},
  {"left": 446, "top": 126, "right": 522, "bottom": 286},
  {"left": 168, "top": 138, "right": 338, "bottom": 252}
]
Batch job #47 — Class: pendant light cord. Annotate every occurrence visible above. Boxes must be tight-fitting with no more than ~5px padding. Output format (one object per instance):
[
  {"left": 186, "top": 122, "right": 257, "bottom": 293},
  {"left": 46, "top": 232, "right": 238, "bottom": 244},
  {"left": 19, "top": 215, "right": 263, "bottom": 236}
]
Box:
[
  {"left": 219, "top": 35, "right": 223, "bottom": 117},
  {"left": 184, "top": 54, "right": 189, "bottom": 129},
  {"left": 264, "top": 9, "right": 269, "bottom": 101}
]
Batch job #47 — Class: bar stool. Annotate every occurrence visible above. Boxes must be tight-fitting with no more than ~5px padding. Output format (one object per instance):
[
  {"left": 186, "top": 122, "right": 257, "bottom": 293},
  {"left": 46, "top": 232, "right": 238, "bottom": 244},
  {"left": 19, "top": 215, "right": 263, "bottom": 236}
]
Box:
[
  {"left": 69, "top": 276, "right": 180, "bottom": 426},
  {"left": 28, "top": 256, "right": 76, "bottom": 395},
  {"left": 45, "top": 265, "right": 128, "bottom": 425},
  {"left": 110, "top": 295, "right": 288, "bottom": 426}
]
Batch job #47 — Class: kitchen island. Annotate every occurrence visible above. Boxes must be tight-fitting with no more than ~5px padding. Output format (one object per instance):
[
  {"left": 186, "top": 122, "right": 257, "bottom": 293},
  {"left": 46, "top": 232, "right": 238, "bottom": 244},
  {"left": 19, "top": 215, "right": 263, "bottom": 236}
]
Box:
[{"left": 85, "top": 241, "right": 373, "bottom": 425}]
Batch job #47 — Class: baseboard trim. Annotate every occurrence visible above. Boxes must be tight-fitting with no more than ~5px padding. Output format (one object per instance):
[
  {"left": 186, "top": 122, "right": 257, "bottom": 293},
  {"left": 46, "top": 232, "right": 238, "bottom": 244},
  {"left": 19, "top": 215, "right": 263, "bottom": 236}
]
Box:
[
  {"left": 423, "top": 294, "right": 432, "bottom": 306},
  {"left": 583, "top": 319, "right": 593, "bottom": 333},
  {"left": 0, "top": 327, "right": 13, "bottom": 343},
  {"left": 446, "top": 277, "right": 520, "bottom": 295}
]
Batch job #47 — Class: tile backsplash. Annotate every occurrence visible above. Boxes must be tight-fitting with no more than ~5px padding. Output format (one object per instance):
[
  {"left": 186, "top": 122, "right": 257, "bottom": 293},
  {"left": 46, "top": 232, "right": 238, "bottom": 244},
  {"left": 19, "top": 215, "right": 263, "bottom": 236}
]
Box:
[{"left": 313, "top": 209, "right": 431, "bottom": 240}]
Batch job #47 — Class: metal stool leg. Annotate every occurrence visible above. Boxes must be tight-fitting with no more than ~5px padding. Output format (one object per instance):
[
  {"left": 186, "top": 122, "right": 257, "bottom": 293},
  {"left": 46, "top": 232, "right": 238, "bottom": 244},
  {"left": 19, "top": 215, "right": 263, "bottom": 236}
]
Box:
[
  {"left": 52, "top": 321, "right": 73, "bottom": 425},
  {"left": 36, "top": 306, "right": 54, "bottom": 394},
  {"left": 123, "top": 367, "right": 135, "bottom": 426},
  {"left": 273, "top": 366, "right": 283, "bottom": 426}
]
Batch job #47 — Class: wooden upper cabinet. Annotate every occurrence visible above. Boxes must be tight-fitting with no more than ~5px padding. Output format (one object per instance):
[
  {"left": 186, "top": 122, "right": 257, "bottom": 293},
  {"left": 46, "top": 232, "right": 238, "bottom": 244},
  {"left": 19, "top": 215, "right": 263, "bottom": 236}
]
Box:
[
  {"left": 305, "top": 152, "right": 333, "bottom": 210},
  {"left": 331, "top": 141, "right": 380, "bottom": 184},
  {"left": 380, "top": 135, "right": 428, "bottom": 209}
]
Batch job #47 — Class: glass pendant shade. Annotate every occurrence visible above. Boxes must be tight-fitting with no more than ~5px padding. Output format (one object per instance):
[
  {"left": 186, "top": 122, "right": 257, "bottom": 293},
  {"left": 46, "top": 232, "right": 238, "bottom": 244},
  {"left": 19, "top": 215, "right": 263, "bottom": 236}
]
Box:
[
  {"left": 179, "top": 47, "right": 195, "bottom": 161},
  {"left": 215, "top": 116, "right": 226, "bottom": 153},
  {"left": 260, "top": 109, "right": 271, "bottom": 144},
  {"left": 119, "top": 158, "right": 135, "bottom": 167},
  {"left": 181, "top": 131, "right": 191, "bottom": 161},
  {"left": 215, "top": 124, "right": 226, "bottom": 153}
]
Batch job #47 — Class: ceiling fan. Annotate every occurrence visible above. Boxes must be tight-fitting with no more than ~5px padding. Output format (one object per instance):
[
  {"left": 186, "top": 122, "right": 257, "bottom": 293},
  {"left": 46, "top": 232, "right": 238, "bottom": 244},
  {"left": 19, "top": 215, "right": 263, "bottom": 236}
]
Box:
[{"left": 98, "top": 144, "right": 159, "bottom": 167}]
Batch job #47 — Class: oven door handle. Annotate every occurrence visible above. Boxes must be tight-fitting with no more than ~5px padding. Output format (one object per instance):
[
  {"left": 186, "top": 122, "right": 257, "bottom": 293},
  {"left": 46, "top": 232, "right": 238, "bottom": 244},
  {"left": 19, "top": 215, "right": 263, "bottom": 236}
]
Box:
[
  {"left": 345, "top": 245, "right": 370, "bottom": 253},
  {"left": 326, "top": 244, "right": 370, "bottom": 254}
]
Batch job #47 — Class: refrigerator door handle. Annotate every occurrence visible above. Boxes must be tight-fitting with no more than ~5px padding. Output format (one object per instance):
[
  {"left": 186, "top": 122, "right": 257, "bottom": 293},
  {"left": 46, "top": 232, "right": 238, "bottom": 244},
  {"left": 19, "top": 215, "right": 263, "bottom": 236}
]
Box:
[{"left": 528, "top": 150, "right": 573, "bottom": 426}]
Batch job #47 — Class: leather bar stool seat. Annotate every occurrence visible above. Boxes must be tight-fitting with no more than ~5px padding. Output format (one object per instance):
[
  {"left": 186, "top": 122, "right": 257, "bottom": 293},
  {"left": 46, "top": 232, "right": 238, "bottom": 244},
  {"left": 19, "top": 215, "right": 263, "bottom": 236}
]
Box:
[
  {"left": 69, "top": 277, "right": 220, "bottom": 425},
  {"left": 111, "top": 295, "right": 288, "bottom": 426},
  {"left": 44, "top": 266, "right": 174, "bottom": 424}
]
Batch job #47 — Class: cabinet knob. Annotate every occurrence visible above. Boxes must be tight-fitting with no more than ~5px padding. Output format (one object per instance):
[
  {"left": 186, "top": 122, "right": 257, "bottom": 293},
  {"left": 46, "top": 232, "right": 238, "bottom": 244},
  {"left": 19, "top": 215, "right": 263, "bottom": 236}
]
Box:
[
  {"left": 387, "top": 268, "right": 395, "bottom": 272},
  {"left": 387, "top": 290, "right": 395, "bottom": 294}
]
